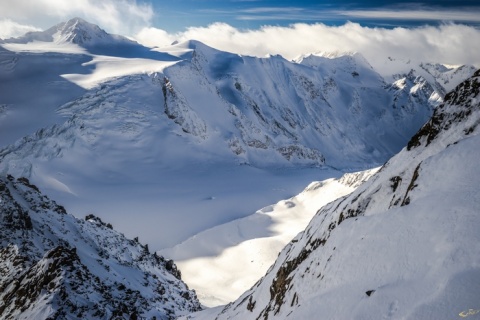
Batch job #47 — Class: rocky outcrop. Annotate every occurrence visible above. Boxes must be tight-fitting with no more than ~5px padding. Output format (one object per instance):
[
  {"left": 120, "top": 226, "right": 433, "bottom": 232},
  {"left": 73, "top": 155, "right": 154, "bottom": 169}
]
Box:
[{"left": 0, "top": 175, "right": 202, "bottom": 319}]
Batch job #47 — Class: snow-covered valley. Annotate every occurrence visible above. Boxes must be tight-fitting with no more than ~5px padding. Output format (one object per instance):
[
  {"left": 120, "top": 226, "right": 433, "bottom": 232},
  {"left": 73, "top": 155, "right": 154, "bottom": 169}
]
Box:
[
  {"left": 161, "top": 168, "right": 379, "bottom": 306},
  {"left": 1, "top": 17, "right": 479, "bottom": 318}
]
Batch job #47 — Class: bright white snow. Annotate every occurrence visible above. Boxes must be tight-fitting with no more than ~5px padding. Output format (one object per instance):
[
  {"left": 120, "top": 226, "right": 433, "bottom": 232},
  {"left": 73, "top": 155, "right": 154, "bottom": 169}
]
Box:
[{"left": 161, "top": 168, "right": 378, "bottom": 306}]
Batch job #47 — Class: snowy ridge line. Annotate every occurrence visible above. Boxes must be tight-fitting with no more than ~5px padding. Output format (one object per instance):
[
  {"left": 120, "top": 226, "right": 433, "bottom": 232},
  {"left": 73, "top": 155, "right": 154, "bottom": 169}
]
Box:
[{"left": 186, "top": 70, "right": 480, "bottom": 319}]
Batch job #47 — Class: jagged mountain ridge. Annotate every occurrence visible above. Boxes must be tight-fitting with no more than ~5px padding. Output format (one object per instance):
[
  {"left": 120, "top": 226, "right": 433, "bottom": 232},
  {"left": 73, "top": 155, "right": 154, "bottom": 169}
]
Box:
[
  {"left": 0, "top": 175, "right": 201, "bottom": 319},
  {"left": 161, "top": 40, "right": 442, "bottom": 167},
  {"left": 193, "top": 70, "right": 480, "bottom": 319}
]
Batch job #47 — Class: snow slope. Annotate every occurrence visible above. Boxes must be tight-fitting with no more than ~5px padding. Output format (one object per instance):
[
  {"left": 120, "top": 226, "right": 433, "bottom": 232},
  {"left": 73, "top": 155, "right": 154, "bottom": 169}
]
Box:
[
  {"left": 0, "top": 175, "right": 201, "bottom": 319},
  {"left": 160, "top": 168, "right": 378, "bottom": 307},
  {"left": 0, "top": 18, "right": 177, "bottom": 147},
  {"left": 0, "top": 45, "right": 88, "bottom": 147},
  {"left": 189, "top": 69, "right": 480, "bottom": 319}
]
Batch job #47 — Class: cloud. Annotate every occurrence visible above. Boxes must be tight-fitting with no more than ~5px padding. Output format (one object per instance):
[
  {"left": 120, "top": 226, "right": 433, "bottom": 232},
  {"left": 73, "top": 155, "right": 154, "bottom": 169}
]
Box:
[
  {"left": 0, "top": 0, "right": 153, "bottom": 38},
  {"left": 337, "top": 8, "right": 480, "bottom": 22},
  {"left": 136, "top": 27, "right": 176, "bottom": 48},
  {"left": 0, "top": 19, "right": 41, "bottom": 39},
  {"left": 207, "top": 6, "right": 480, "bottom": 23},
  {"left": 134, "top": 22, "right": 480, "bottom": 69}
]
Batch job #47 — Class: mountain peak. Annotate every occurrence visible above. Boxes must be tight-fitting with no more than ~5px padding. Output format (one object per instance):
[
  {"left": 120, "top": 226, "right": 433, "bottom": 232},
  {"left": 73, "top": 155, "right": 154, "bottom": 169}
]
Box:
[
  {"left": 295, "top": 50, "right": 365, "bottom": 63},
  {"left": 4, "top": 17, "right": 134, "bottom": 47},
  {"left": 53, "top": 17, "right": 109, "bottom": 45}
]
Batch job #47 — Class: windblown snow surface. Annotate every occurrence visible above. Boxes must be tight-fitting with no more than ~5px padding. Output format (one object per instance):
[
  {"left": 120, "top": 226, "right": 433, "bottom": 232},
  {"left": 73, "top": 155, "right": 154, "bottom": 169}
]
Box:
[
  {"left": 0, "top": 18, "right": 477, "bottom": 310},
  {"left": 186, "top": 70, "right": 480, "bottom": 319}
]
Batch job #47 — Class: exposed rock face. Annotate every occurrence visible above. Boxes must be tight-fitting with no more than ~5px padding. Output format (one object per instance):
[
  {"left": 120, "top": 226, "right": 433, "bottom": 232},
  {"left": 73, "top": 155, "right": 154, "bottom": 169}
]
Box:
[{"left": 0, "top": 175, "right": 201, "bottom": 320}]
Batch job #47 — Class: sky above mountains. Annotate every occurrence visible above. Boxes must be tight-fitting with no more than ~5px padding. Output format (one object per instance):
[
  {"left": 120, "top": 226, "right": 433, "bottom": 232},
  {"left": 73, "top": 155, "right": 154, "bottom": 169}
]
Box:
[
  {"left": 1, "top": 0, "right": 479, "bottom": 37},
  {"left": 1, "top": 0, "right": 480, "bottom": 67},
  {"left": 149, "top": 0, "right": 480, "bottom": 31}
]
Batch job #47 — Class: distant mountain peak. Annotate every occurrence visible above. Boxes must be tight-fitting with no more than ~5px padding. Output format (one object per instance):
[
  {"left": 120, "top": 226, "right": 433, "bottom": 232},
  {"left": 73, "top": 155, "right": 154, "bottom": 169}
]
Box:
[
  {"left": 53, "top": 17, "right": 109, "bottom": 45},
  {"left": 4, "top": 17, "right": 134, "bottom": 47},
  {"left": 295, "top": 50, "right": 366, "bottom": 64}
]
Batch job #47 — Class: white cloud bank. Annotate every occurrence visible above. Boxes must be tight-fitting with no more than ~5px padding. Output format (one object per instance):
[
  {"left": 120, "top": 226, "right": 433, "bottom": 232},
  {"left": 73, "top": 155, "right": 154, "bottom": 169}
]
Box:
[
  {"left": 231, "top": 7, "right": 480, "bottom": 23},
  {"left": 0, "top": 19, "right": 41, "bottom": 39},
  {"left": 335, "top": 9, "right": 480, "bottom": 22},
  {"left": 136, "top": 22, "right": 480, "bottom": 68},
  {"left": 0, "top": 0, "right": 153, "bottom": 38}
]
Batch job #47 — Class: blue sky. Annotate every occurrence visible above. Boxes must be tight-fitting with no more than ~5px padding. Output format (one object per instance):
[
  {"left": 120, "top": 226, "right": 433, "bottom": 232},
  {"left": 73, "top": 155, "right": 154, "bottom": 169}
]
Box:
[
  {"left": 1, "top": 0, "right": 479, "bottom": 37},
  {"left": 147, "top": 0, "right": 480, "bottom": 31}
]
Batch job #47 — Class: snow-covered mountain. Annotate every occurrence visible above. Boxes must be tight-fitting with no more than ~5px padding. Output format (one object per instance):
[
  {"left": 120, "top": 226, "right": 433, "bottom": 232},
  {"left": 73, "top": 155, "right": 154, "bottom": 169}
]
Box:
[
  {"left": 374, "top": 55, "right": 477, "bottom": 94},
  {"left": 4, "top": 17, "right": 134, "bottom": 48},
  {"left": 0, "top": 33, "right": 471, "bottom": 177},
  {"left": 0, "top": 19, "right": 475, "bottom": 169},
  {"left": 190, "top": 69, "right": 480, "bottom": 319},
  {"left": 162, "top": 39, "right": 443, "bottom": 168},
  {"left": 0, "top": 174, "right": 201, "bottom": 319}
]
